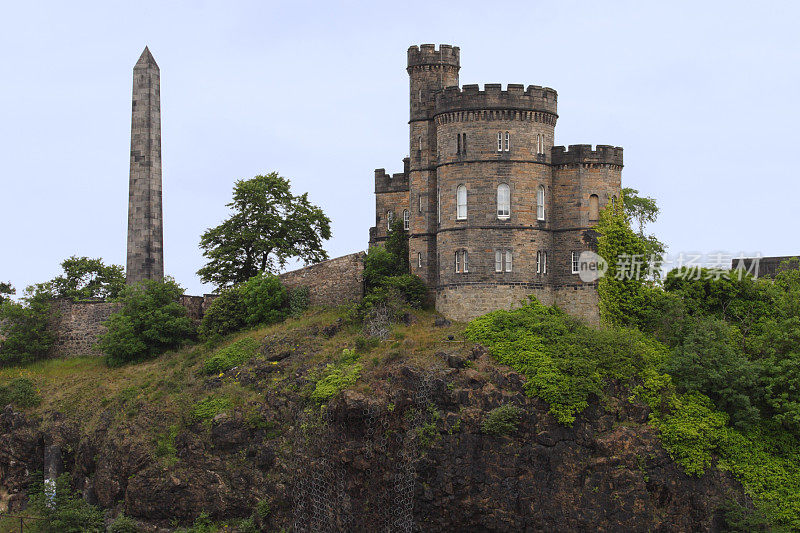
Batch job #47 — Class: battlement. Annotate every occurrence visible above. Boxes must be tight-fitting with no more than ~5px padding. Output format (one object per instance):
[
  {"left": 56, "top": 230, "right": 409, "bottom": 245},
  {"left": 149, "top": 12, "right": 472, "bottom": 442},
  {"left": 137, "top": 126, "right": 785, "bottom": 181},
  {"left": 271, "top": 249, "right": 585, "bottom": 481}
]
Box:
[
  {"left": 433, "top": 83, "right": 558, "bottom": 116},
  {"left": 374, "top": 166, "right": 409, "bottom": 193},
  {"left": 551, "top": 144, "right": 623, "bottom": 166},
  {"left": 408, "top": 44, "right": 461, "bottom": 69}
]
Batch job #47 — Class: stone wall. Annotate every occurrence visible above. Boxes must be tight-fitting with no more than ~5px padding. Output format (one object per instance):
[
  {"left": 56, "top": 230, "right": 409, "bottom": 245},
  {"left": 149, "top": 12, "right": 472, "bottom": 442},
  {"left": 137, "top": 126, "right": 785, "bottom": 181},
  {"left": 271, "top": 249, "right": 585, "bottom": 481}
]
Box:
[
  {"left": 47, "top": 299, "right": 122, "bottom": 358},
  {"left": 178, "top": 294, "right": 219, "bottom": 321},
  {"left": 279, "top": 252, "right": 365, "bottom": 308}
]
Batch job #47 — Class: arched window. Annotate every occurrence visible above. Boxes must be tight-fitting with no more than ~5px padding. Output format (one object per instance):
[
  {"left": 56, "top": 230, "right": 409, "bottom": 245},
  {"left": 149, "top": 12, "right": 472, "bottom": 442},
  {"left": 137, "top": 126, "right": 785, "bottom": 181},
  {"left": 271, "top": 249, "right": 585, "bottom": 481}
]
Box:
[
  {"left": 403, "top": 209, "right": 410, "bottom": 230},
  {"left": 387, "top": 211, "right": 393, "bottom": 230},
  {"left": 456, "top": 185, "right": 467, "bottom": 220},
  {"left": 497, "top": 183, "right": 510, "bottom": 219},
  {"left": 417, "top": 252, "right": 422, "bottom": 268},
  {"left": 589, "top": 194, "right": 599, "bottom": 222},
  {"left": 543, "top": 251, "right": 548, "bottom": 274},
  {"left": 536, "top": 251, "right": 542, "bottom": 274},
  {"left": 537, "top": 185, "right": 545, "bottom": 221}
]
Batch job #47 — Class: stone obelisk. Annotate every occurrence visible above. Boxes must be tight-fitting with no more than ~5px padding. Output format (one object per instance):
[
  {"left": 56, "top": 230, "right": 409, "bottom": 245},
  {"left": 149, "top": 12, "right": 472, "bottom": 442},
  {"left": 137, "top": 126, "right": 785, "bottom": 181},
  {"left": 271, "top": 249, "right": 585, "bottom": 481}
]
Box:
[{"left": 126, "top": 47, "right": 164, "bottom": 284}]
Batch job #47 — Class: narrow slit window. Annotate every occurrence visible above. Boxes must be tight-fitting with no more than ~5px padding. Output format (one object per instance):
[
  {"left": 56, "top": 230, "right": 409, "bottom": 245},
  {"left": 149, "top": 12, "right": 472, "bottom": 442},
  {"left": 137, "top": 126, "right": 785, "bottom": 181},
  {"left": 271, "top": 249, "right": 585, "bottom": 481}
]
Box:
[
  {"left": 455, "top": 251, "right": 460, "bottom": 273},
  {"left": 463, "top": 250, "right": 469, "bottom": 273},
  {"left": 462, "top": 133, "right": 467, "bottom": 154},
  {"left": 456, "top": 185, "right": 467, "bottom": 220},
  {"left": 417, "top": 252, "right": 422, "bottom": 268},
  {"left": 536, "top": 251, "right": 541, "bottom": 274},
  {"left": 497, "top": 183, "right": 510, "bottom": 219},
  {"left": 543, "top": 251, "right": 548, "bottom": 274},
  {"left": 505, "top": 250, "right": 513, "bottom": 272},
  {"left": 403, "top": 209, "right": 410, "bottom": 230},
  {"left": 537, "top": 185, "right": 545, "bottom": 221},
  {"left": 571, "top": 252, "right": 579, "bottom": 274},
  {"left": 497, "top": 132, "right": 503, "bottom": 152},
  {"left": 457, "top": 133, "right": 461, "bottom": 155},
  {"left": 504, "top": 131, "right": 510, "bottom": 151},
  {"left": 418, "top": 194, "right": 423, "bottom": 213},
  {"left": 495, "top": 251, "right": 503, "bottom": 272},
  {"left": 387, "top": 211, "right": 393, "bottom": 230}
]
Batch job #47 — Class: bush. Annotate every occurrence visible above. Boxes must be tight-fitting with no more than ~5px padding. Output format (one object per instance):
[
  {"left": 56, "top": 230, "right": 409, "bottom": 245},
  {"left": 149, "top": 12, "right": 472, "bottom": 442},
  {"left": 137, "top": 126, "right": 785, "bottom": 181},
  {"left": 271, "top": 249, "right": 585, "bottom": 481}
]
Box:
[
  {"left": 482, "top": 404, "right": 522, "bottom": 436},
  {"left": 108, "top": 514, "right": 140, "bottom": 533},
  {"left": 199, "top": 273, "right": 287, "bottom": 341},
  {"left": 311, "top": 349, "right": 362, "bottom": 403},
  {"left": 381, "top": 274, "right": 428, "bottom": 308},
  {"left": 27, "top": 473, "right": 105, "bottom": 532},
  {"left": 191, "top": 396, "right": 232, "bottom": 422},
  {"left": 363, "top": 245, "right": 401, "bottom": 290},
  {"left": 0, "top": 287, "right": 54, "bottom": 366},
  {"left": 203, "top": 337, "right": 259, "bottom": 374},
  {"left": 97, "top": 278, "right": 195, "bottom": 367},
  {"left": 0, "top": 377, "right": 42, "bottom": 407},
  {"left": 287, "top": 285, "right": 310, "bottom": 318}
]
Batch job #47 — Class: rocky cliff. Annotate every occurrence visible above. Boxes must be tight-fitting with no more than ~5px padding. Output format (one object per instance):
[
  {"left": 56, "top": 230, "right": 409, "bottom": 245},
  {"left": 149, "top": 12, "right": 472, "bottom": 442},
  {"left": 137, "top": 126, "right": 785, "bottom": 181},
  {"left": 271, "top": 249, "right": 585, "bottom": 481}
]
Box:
[{"left": 0, "top": 310, "right": 745, "bottom": 531}]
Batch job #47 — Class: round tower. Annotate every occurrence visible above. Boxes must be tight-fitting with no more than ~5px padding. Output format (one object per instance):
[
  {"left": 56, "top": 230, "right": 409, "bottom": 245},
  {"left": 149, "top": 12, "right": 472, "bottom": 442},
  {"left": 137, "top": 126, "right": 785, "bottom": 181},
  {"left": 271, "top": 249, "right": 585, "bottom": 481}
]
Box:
[
  {"left": 432, "top": 83, "right": 559, "bottom": 320},
  {"left": 406, "top": 44, "right": 460, "bottom": 288}
]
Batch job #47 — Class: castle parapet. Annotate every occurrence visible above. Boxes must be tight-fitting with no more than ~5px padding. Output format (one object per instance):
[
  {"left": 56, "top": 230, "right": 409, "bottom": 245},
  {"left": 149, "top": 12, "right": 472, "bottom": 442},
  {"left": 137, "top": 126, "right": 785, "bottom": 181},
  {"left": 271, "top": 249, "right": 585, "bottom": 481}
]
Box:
[
  {"left": 407, "top": 44, "right": 460, "bottom": 69},
  {"left": 375, "top": 167, "right": 409, "bottom": 193},
  {"left": 433, "top": 83, "right": 558, "bottom": 116},
  {"left": 552, "top": 144, "right": 623, "bottom": 167}
]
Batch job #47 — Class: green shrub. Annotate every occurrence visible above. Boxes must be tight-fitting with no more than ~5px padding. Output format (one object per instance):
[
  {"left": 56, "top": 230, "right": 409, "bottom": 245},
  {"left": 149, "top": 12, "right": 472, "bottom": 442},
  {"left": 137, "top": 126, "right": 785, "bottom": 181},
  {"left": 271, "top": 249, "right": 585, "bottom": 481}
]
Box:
[
  {"left": 191, "top": 396, "right": 232, "bottom": 422},
  {"left": 287, "top": 285, "right": 310, "bottom": 317},
  {"left": 0, "top": 287, "right": 54, "bottom": 366},
  {"left": 27, "top": 473, "right": 105, "bottom": 532},
  {"left": 199, "top": 273, "right": 287, "bottom": 341},
  {"left": 363, "top": 246, "right": 402, "bottom": 290},
  {"left": 482, "top": 404, "right": 522, "bottom": 436},
  {"left": 256, "top": 499, "right": 271, "bottom": 519},
  {"left": 311, "top": 349, "right": 362, "bottom": 403},
  {"left": 465, "top": 298, "right": 666, "bottom": 425},
  {"left": 97, "top": 278, "right": 195, "bottom": 367},
  {"left": 203, "top": 337, "right": 259, "bottom": 374},
  {"left": 354, "top": 335, "right": 380, "bottom": 353},
  {"left": 0, "top": 377, "right": 42, "bottom": 407},
  {"left": 108, "top": 514, "right": 140, "bottom": 533},
  {"left": 381, "top": 274, "right": 428, "bottom": 308}
]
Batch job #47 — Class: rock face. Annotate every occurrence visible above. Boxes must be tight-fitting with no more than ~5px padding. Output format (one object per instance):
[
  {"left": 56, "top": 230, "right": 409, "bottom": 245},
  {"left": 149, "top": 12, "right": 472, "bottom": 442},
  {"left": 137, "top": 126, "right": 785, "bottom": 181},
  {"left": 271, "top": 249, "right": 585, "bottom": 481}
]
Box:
[{"left": 0, "top": 342, "right": 739, "bottom": 531}]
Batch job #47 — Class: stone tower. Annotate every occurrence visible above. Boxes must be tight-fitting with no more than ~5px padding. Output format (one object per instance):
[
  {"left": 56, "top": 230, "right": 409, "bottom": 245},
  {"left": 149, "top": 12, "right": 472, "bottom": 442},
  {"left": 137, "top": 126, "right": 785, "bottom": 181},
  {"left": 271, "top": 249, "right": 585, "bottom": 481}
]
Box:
[
  {"left": 126, "top": 47, "right": 164, "bottom": 284},
  {"left": 369, "top": 44, "right": 622, "bottom": 325}
]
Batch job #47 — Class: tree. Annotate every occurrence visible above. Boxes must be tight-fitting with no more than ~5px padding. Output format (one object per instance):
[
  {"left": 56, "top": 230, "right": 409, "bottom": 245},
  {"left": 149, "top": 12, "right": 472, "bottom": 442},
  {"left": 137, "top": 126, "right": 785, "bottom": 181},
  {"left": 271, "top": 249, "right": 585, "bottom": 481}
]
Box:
[
  {"left": 97, "top": 277, "right": 195, "bottom": 366},
  {"left": 49, "top": 256, "right": 125, "bottom": 301},
  {"left": 622, "top": 187, "right": 666, "bottom": 280},
  {"left": 385, "top": 217, "right": 409, "bottom": 274},
  {"left": 198, "top": 173, "right": 332, "bottom": 289},
  {"left": 0, "top": 281, "right": 15, "bottom": 303},
  {"left": 0, "top": 284, "right": 55, "bottom": 366}
]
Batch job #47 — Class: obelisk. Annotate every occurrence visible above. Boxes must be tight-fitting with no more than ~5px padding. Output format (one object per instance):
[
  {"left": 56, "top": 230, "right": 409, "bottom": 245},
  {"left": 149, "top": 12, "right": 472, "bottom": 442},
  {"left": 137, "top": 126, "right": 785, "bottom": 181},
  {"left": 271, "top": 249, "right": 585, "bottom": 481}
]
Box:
[{"left": 126, "top": 46, "right": 164, "bottom": 284}]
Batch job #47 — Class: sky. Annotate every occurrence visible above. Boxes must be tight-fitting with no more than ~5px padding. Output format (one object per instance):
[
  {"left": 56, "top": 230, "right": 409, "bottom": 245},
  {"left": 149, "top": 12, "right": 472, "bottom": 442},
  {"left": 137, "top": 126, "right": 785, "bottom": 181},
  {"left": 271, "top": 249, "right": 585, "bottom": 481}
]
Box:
[{"left": 1, "top": 0, "right": 798, "bottom": 296}]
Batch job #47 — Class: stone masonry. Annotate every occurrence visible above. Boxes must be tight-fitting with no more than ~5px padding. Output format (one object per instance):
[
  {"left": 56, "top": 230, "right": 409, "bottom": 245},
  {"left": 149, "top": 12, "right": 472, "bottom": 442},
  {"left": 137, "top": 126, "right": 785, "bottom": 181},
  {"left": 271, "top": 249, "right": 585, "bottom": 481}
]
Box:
[
  {"left": 47, "top": 299, "right": 122, "bottom": 358},
  {"left": 279, "top": 252, "right": 365, "bottom": 308},
  {"left": 126, "top": 47, "right": 164, "bottom": 284},
  {"left": 369, "top": 44, "right": 623, "bottom": 325}
]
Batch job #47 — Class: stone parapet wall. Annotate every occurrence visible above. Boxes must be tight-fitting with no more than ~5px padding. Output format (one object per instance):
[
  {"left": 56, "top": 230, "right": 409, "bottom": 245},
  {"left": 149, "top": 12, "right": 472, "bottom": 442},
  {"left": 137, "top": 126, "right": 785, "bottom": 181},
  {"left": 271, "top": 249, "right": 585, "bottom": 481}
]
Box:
[
  {"left": 436, "top": 284, "right": 553, "bottom": 322},
  {"left": 279, "top": 252, "right": 365, "bottom": 308},
  {"left": 47, "top": 299, "right": 122, "bottom": 358},
  {"left": 554, "top": 284, "right": 600, "bottom": 327}
]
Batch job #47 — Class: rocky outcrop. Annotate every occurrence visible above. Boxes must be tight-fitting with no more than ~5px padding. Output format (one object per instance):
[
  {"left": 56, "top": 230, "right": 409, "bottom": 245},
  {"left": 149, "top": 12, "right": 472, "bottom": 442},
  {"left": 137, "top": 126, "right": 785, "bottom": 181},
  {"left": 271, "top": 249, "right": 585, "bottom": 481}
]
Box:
[{"left": 0, "top": 337, "right": 742, "bottom": 531}]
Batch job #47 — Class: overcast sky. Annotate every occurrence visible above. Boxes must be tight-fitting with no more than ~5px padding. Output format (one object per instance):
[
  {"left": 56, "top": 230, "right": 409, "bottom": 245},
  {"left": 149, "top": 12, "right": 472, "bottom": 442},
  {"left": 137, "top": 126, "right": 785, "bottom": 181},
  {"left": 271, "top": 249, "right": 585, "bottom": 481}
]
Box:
[{"left": 1, "top": 0, "right": 798, "bottom": 296}]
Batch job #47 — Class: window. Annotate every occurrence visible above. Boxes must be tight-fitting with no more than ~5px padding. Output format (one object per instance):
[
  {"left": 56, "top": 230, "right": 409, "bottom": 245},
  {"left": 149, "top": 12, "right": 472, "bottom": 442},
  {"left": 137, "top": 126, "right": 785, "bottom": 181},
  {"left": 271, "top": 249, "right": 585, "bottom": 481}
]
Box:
[
  {"left": 454, "top": 250, "right": 468, "bottom": 273},
  {"left": 437, "top": 187, "right": 441, "bottom": 223},
  {"left": 495, "top": 250, "right": 513, "bottom": 272},
  {"left": 403, "top": 209, "right": 410, "bottom": 230},
  {"left": 543, "top": 251, "right": 548, "bottom": 274},
  {"left": 504, "top": 131, "right": 510, "bottom": 151},
  {"left": 497, "top": 183, "right": 510, "bottom": 219},
  {"left": 536, "top": 251, "right": 541, "bottom": 274},
  {"left": 418, "top": 136, "right": 422, "bottom": 151},
  {"left": 589, "top": 194, "right": 599, "bottom": 222},
  {"left": 456, "top": 185, "right": 467, "bottom": 220},
  {"left": 537, "top": 185, "right": 545, "bottom": 221},
  {"left": 497, "top": 132, "right": 503, "bottom": 152},
  {"left": 571, "top": 252, "right": 580, "bottom": 274},
  {"left": 462, "top": 133, "right": 467, "bottom": 154},
  {"left": 536, "top": 134, "right": 545, "bottom": 154},
  {"left": 457, "top": 133, "right": 461, "bottom": 155},
  {"left": 387, "top": 211, "right": 393, "bottom": 230},
  {"left": 417, "top": 252, "right": 422, "bottom": 268},
  {"left": 418, "top": 194, "right": 423, "bottom": 213}
]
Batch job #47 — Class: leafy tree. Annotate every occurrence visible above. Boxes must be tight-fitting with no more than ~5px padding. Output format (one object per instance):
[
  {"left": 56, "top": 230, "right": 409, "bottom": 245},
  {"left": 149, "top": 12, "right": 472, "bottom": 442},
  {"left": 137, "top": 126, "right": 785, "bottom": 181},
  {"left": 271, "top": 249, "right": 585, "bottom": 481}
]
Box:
[
  {"left": 0, "top": 281, "right": 15, "bottom": 303},
  {"left": 198, "top": 173, "right": 331, "bottom": 289},
  {"left": 622, "top": 187, "right": 666, "bottom": 279},
  {"left": 49, "top": 256, "right": 125, "bottom": 301},
  {"left": 0, "top": 285, "right": 55, "bottom": 366},
  {"left": 26, "top": 473, "right": 105, "bottom": 532},
  {"left": 384, "top": 217, "right": 409, "bottom": 273},
  {"left": 97, "top": 278, "right": 195, "bottom": 366}
]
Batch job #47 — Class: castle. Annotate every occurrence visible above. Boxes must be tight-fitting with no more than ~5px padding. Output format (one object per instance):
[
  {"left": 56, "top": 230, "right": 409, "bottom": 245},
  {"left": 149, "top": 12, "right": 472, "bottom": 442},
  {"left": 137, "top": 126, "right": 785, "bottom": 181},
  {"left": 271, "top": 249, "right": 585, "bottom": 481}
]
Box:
[{"left": 369, "top": 44, "right": 623, "bottom": 325}]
